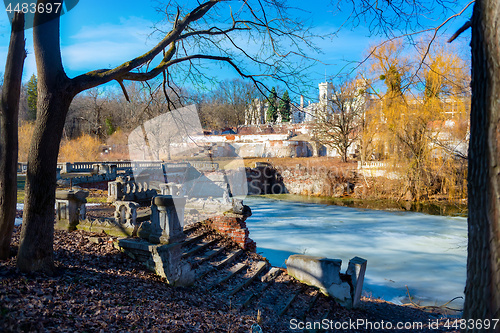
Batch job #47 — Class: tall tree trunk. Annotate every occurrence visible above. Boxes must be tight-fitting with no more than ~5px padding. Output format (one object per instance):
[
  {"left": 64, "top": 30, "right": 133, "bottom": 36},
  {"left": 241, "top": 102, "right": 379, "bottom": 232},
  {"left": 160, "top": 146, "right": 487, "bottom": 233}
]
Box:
[
  {"left": 0, "top": 13, "right": 26, "bottom": 259},
  {"left": 17, "top": 7, "right": 73, "bottom": 274},
  {"left": 463, "top": 0, "right": 500, "bottom": 326}
]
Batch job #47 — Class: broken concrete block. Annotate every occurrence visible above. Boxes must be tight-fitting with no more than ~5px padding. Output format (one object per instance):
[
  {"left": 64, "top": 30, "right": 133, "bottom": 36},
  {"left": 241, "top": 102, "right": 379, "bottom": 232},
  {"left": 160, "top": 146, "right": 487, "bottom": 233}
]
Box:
[
  {"left": 286, "top": 254, "right": 368, "bottom": 309},
  {"left": 151, "top": 243, "right": 194, "bottom": 287},
  {"left": 118, "top": 238, "right": 194, "bottom": 286},
  {"left": 346, "top": 256, "right": 367, "bottom": 308},
  {"left": 55, "top": 190, "right": 88, "bottom": 231},
  {"left": 285, "top": 255, "right": 342, "bottom": 292},
  {"left": 327, "top": 281, "right": 352, "bottom": 308}
]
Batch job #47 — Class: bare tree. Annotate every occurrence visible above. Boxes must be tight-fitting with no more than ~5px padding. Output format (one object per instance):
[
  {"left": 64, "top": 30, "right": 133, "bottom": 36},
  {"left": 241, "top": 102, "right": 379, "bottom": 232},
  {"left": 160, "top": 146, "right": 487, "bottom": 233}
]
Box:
[
  {"left": 313, "top": 78, "right": 366, "bottom": 162},
  {"left": 198, "top": 78, "right": 258, "bottom": 129},
  {"left": 12, "top": 0, "right": 322, "bottom": 273},
  {"left": 463, "top": 0, "right": 500, "bottom": 325},
  {"left": 0, "top": 12, "right": 25, "bottom": 259}
]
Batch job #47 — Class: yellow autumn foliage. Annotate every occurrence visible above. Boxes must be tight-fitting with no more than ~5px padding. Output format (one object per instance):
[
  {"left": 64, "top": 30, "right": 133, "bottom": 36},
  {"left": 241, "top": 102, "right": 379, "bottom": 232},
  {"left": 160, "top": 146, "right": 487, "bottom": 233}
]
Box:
[{"left": 364, "top": 38, "right": 470, "bottom": 201}]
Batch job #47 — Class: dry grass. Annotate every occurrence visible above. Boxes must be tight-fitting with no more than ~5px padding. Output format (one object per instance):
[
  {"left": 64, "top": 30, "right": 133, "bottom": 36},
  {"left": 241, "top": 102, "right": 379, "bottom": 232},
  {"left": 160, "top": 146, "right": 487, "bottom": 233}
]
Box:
[
  {"left": 58, "top": 134, "right": 102, "bottom": 162},
  {"left": 201, "top": 156, "right": 357, "bottom": 169},
  {"left": 18, "top": 121, "right": 35, "bottom": 163},
  {"left": 241, "top": 156, "right": 357, "bottom": 169}
]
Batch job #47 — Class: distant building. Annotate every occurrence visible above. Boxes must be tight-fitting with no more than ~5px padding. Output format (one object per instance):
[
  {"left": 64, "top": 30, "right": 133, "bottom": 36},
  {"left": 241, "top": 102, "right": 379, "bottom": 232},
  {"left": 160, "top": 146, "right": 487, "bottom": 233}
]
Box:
[
  {"left": 244, "top": 81, "right": 368, "bottom": 125},
  {"left": 245, "top": 99, "right": 266, "bottom": 125}
]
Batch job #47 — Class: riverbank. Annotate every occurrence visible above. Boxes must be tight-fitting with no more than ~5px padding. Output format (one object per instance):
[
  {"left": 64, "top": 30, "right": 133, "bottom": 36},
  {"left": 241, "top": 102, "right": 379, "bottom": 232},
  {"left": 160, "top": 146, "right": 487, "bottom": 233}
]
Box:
[
  {"left": 241, "top": 157, "right": 467, "bottom": 217},
  {"left": 261, "top": 194, "right": 467, "bottom": 217}
]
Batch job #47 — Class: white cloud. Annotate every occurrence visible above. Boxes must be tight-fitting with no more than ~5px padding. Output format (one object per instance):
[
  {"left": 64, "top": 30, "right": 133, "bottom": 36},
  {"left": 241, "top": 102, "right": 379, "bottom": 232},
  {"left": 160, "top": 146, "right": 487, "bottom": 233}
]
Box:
[
  {"left": 61, "top": 16, "right": 159, "bottom": 74},
  {"left": 69, "top": 16, "right": 153, "bottom": 41}
]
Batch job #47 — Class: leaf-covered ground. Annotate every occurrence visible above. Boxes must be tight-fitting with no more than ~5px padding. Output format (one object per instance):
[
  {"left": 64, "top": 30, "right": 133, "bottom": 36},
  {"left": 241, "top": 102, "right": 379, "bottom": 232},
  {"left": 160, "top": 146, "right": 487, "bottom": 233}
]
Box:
[{"left": 1, "top": 226, "right": 460, "bottom": 332}]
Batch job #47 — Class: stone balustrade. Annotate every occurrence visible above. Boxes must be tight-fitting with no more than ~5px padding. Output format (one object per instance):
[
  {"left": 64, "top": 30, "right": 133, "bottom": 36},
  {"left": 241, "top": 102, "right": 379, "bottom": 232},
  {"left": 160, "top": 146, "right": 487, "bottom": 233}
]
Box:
[
  {"left": 58, "top": 172, "right": 117, "bottom": 187},
  {"left": 73, "top": 199, "right": 142, "bottom": 238},
  {"left": 159, "top": 183, "right": 183, "bottom": 196},
  {"left": 113, "top": 201, "right": 139, "bottom": 232},
  {"left": 189, "top": 161, "right": 219, "bottom": 171},
  {"left": 357, "top": 161, "right": 388, "bottom": 169},
  {"left": 108, "top": 176, "right": 157, "bottom": 203}
]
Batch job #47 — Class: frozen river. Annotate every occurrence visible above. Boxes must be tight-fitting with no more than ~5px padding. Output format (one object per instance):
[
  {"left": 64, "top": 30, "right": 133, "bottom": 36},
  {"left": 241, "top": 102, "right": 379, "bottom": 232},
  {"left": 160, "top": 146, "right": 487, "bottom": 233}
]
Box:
[{"left": 243, "top": 196, "right": 467, "bottom": 309}]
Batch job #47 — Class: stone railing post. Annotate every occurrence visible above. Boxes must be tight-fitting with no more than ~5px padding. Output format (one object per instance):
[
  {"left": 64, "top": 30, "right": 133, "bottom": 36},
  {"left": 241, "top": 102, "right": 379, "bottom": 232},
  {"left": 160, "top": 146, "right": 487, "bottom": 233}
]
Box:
[
  {"left": 92, "top": 163, "right": 100, "bottom": 175},
  {"left": 149, "top": 195, "right": 186, "bottom": 244},
  {"left": 159, "top": 183, "right": 182, "bottom": 196},
  {"left": 55, "top": 190, "right": 88, "bottom": 230},
  {"left": 109, "top": 164, "right": 117, "bottom": 178},
  {"left": 108, "top": 180, "right": 124, "bottom": 202},
  {"left": 61, "top": 162, "right": 72, "bottom": 174}
]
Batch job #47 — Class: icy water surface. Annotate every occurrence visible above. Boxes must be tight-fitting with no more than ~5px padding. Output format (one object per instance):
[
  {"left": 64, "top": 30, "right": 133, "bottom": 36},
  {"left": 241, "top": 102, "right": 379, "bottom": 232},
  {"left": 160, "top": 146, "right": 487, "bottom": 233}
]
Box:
[{"left": 244, "top": 196, "right": 467, "bottom": 309}]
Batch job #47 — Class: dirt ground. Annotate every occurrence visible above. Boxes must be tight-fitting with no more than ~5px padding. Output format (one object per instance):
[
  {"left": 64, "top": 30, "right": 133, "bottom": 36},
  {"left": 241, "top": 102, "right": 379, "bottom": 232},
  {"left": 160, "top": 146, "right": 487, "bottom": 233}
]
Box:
[{"left": 1, "top": 223, "right": 462, "bottom": 333}]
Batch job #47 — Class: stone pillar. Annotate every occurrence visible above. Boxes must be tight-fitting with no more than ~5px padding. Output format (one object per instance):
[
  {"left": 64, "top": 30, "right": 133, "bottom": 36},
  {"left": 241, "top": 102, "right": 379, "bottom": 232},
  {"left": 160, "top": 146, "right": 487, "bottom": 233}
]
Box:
[
  {"left": 149, "top": 195, "right": 187, "bottom": 244},
  {"left": 55, "top": 190, "right": 89, "bottom": 231},
  {"left": 346, "top": 256, "right": 367, "bottom": 308}
]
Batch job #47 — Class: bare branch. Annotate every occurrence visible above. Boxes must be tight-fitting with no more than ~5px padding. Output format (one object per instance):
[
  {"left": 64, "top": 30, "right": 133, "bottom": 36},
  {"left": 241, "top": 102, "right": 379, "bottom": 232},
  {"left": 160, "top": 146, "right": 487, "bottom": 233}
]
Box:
[
  {"left": 71, "top": 0, "right": 219, "bottom": 92},
  {"left": 116, "top": 79, "right": 130, "bottom": 102},
  {"left": 448, "top": 20, "right": 472, "bottom": 43}
]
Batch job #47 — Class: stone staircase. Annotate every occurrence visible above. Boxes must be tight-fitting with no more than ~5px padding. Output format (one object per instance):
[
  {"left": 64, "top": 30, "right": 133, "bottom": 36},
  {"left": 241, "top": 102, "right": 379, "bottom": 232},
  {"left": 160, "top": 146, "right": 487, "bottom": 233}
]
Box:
[{"left": 161, "top": 223, "right": 341, "bottom": 319}]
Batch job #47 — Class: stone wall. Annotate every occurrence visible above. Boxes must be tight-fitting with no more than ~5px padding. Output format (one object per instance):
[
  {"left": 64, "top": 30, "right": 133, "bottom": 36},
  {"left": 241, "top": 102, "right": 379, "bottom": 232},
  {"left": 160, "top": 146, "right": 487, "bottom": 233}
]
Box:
[
  {"left": 279, "top": 165, "right": 356, "bottom": 197},
  {"left": 246, "top": 163, "right": 285, "bottom": 195},
  {"left": 205, "top": 214, "right": 256, "bottom": 252},
  {"left": 245, "top": 163, "right": 357, "bottom": 197}
]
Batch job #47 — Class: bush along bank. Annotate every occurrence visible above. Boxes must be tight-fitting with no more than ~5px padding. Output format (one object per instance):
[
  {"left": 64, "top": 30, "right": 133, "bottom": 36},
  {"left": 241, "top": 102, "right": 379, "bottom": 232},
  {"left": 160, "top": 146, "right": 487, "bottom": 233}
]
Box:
[{"left": 245, "top": 162, "right": 467, "bottom": 216}]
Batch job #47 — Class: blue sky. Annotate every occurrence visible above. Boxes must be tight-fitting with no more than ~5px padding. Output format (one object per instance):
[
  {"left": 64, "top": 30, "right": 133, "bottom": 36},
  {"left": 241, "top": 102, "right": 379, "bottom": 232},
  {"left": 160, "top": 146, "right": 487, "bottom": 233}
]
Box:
[{"left": 0, "top": 0, "right": 473, "bottom": 99}]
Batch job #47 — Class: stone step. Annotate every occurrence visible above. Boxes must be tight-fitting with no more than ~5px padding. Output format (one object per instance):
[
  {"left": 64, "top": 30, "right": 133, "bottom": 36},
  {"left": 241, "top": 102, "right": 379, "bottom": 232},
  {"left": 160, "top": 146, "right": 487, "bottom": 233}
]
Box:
[
  {"left": 181, "top": 232, "right": 208, "bottom": 247},
  {"left": 215, "top": 248, "right": 243, "bottom": 268},
  {"left": 228, "top": 261, "right": 268, "bottom": 297},
  {"left": 207, "top": 262, "right": 247, "bottom": 291},
  {"left": 183, "top": 222, "right": 200, "bottom": 233},
  {"left": 195, "top": 246, "right": 226, "bottom": 265},
  {"left": 278, "top": 288, "right": 303, "bottom": 317},
  {"left": 181, "top": 238, "right": 219, "bottom": 259},
  {"left": 307, "top": 310, "right": 331, "bottom": 333},
  {"left": 301, "top": 292, "right": 320, "bottom": 320},
  {"left": 240, "top": 267, "right": 281, "bottom": 309},
  {"left": 196, "top": 249, "right": 244, "bottom": 280}
]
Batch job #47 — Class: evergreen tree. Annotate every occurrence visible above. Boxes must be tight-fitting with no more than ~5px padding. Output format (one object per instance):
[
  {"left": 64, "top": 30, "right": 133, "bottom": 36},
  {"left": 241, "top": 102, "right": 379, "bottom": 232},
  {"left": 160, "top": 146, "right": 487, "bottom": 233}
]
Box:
[
  {"left": 266, "top": 87, "right": 278, "bottom": 123},
  {"left": 105, "top": 117, "right": 115, "bottom": 136},
  {"left": 279, "top": 90, "right": 291, "bottom": 122},
  {"left": 26, "top": 74, "right": 37, "bottom": 120}
]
